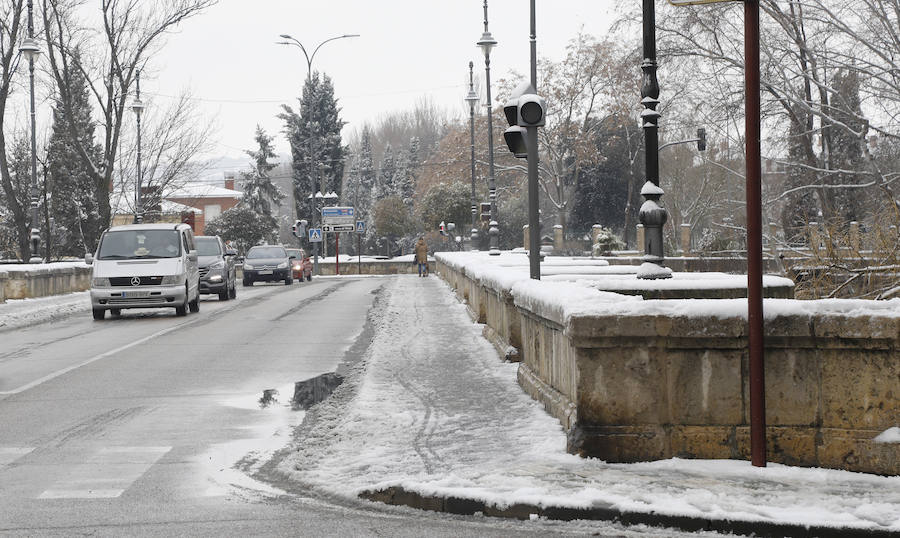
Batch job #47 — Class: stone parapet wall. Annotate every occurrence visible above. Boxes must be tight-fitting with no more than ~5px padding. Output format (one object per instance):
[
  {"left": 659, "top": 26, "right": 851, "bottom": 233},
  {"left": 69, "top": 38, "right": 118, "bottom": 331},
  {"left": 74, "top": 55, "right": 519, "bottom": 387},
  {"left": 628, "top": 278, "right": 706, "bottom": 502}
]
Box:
[
  {"left": 313, "top": 259, "right": 430, "bottom": 276},
  {"left": 434, "top": 255, "right": 900, "bottom": 475},
  {"left": 0, "top": 264, "right": 92, "bottom": 302}
]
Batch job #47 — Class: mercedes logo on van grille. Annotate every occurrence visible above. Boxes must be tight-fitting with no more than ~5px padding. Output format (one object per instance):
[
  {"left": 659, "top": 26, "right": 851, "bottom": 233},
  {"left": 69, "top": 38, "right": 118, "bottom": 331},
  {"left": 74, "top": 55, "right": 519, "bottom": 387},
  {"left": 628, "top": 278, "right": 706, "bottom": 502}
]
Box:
[{"left": 131, "top": 276, "right": 141, "bottom": 286}]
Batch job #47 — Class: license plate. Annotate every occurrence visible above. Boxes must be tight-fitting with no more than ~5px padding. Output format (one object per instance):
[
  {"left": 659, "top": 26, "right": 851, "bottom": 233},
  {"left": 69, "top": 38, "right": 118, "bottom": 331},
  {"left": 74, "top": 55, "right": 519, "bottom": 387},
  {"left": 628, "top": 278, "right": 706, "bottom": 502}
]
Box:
[
  {"left": 122, "top": 290, "right": 150, "bottom": 298},
  {"left": 258, "top": 270, "right": 273, "bottom": 275}
]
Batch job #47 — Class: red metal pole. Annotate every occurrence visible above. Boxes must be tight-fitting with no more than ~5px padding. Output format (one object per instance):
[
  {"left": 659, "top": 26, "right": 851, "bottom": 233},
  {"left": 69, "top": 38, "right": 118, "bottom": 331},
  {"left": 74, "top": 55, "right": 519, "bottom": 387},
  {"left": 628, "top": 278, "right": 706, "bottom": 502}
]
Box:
[
  {"left": 335, "top": 233, "right": 340, "bottom": 276},
  {"left": 745, "top": 0, "right": 767, "bottom": 467}
]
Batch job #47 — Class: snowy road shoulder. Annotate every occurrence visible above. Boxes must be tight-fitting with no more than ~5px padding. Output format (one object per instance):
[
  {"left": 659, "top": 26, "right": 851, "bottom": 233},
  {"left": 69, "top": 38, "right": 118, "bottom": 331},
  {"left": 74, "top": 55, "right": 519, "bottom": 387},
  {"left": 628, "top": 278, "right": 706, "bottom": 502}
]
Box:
[{"left": 271, "top": 275, "right": 900, "bottom": 534}]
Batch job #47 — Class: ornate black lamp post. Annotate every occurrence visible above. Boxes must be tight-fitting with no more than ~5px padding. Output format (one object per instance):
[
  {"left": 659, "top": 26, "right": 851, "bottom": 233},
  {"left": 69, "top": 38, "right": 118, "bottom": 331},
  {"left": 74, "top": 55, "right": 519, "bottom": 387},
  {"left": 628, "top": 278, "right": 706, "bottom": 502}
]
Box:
[
  {"left": 637, "top": 0, "right": 672, "bottom": 279},
  {"left": 131, "top": 70, "right": 146, "bottom": 224},
  {"left": 476, "top": 0, "right": 500, "bottom": 255},
  {"left": 20, "top": 0, "right": 41, "bottom": 262},
  {"left": 464, "top": 61, "right": 480, "bottom": 250}
]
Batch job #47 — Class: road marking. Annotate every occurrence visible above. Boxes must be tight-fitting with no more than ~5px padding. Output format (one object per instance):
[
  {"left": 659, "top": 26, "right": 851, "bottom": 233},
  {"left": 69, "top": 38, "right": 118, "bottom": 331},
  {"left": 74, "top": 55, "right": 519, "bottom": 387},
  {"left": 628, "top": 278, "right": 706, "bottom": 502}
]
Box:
[
  {"left": 38, "top": 446, "right": 170, "bottom": 500},
  {"left": 0, "top": 447, "right": 34, "bottom": 466},
  {"left": 0, "top": 318, "right": 202, "bottom": 395}
]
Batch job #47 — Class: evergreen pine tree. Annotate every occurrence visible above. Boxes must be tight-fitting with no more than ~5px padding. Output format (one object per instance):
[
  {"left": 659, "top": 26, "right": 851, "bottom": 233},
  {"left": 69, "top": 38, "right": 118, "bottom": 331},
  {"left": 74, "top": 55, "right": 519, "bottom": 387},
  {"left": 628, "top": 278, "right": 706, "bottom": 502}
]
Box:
[
  {"left": 375, "top": 144, "right": 395, "bottom": 201},
  {"left": 239, "top": 126, "right": 284, "bottom": 243},
  {"left": 279, "top": 73, "right": 347, "bottom": 222},
  {"left": 45, "top": 50, "right": 102, "bottom": 256},
  {"left": 827, "top": 69, "right": 866, "bottom": 224}
]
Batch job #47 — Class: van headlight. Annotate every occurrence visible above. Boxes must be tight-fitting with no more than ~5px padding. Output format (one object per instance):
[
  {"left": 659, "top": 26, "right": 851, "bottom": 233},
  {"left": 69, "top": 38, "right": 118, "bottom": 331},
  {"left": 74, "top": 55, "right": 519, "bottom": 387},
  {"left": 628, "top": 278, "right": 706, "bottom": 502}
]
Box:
[
  {"left": 209, "top": 260, "right": 225, "bottom": 269},
  {"left": 243, "top": 263, "right": 255, "bottom": 270},
  {"left": 161, "top": 275, "right": 181, "bottom": 285},
  {"left": 277, "top": 261, "right": 288, "bottom": 269},
  {"left": 92, "top": 277, "right": 110, "bottom": 287}
]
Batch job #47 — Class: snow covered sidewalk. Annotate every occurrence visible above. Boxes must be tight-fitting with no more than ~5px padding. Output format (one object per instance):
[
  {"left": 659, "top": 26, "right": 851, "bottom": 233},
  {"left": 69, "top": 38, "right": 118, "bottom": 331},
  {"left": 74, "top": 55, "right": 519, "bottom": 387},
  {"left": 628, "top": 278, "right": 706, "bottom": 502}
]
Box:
[{"left": 275, "top": 275, "right": 900, "bottom": 536}]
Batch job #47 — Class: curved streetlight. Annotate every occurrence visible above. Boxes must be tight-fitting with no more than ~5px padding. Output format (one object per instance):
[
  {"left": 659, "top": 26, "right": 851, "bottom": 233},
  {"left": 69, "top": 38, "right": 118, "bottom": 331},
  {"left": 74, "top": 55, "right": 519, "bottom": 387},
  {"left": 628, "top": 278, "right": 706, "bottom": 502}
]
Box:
[
  {"left": 476, "top": 1, "right": 500, "bottom": 255},
  {"left": 277, "top": 33, "right": 359, "bottom": 275},
  {"left": 277, "top": 33, "right": 360, "bottom": 81},
  {"left": 464, "top": 61, "right": 480, "bottom": 250},
  {"left": 19, "top": 0, "right": 42, "bottom": 262},
  {"left": 131, "top": 70, "right": 146, "bottom": 224}
]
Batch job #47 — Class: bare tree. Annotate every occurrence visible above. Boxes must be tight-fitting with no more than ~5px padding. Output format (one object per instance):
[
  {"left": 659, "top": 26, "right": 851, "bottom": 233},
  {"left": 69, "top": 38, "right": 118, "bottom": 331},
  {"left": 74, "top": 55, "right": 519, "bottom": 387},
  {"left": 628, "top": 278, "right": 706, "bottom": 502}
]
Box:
[
  {"left": 0, "top": 0, "right": 35, "bottom": 260},
  {"left": 40, "top": 0, "right": 215, "bottom": 247}
]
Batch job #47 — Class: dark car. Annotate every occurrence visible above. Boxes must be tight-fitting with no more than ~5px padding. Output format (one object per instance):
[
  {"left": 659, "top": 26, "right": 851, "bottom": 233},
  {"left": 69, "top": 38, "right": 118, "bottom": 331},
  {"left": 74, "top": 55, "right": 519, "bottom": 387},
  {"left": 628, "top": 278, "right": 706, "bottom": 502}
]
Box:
[
  {"left": 195, "top": 235, "right": 237, "bottom": 300},
  {"left": 285, "top": 248, "right": 312, "bottom": 282},
  {"left": 242, "top": 245, "right": 293, "bottom": 286}
]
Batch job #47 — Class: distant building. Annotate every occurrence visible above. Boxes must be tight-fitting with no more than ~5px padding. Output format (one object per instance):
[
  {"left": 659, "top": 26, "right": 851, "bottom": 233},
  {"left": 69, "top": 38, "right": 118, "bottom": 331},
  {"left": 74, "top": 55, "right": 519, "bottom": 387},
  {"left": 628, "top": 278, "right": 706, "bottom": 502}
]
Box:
[{"left": 165, "top": 176, "right": 243, "bottom": 235}]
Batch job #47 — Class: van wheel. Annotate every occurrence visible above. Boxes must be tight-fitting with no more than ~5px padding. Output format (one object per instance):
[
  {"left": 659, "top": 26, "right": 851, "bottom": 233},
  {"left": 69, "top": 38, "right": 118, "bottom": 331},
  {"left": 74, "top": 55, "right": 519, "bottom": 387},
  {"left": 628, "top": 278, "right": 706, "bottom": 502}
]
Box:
[
  {"left": 243, "top": 279, "right": 252, "bottom": 287},
  {"left": 92, "top": 309, "right": 105, "bottom": 320},
  {"left": 110, "top": 308, "right": 121, "bottom": 316},
  {"left": 189, "top": 293, "right": 200, "bottom": 313},
  {"left": 218, "top": 282, "right": 229, "bottom": 301},
  {"left": 229, "top": 281, "right": 237, "bottom": 299},
  {"left": 176, "top": 286, "right": 188, "bottom": 316}
]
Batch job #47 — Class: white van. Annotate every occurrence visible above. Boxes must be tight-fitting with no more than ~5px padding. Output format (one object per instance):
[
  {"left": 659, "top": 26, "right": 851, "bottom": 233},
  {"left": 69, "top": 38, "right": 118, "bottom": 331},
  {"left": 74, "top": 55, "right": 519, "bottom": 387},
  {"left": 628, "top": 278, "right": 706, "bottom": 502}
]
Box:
[{"left": 86, "top": 223, "right": 201, "bottom": 320}]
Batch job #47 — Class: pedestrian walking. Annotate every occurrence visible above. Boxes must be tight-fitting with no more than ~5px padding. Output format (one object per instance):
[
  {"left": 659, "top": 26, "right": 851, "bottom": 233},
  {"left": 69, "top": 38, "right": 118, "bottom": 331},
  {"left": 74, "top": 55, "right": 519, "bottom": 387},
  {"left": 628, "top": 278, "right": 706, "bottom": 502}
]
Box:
[{"left": 415, "top": 236, "right": 428, "bottom": 277}]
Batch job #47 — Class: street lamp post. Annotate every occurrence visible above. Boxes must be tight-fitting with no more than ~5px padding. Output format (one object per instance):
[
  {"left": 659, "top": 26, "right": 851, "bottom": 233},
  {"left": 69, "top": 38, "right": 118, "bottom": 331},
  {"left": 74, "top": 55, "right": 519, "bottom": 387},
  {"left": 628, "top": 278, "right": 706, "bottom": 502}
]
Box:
[
  {"left": 477, "top": 0, "right": 500, "bottom": 255},
  {"left": 637, "top": 0, "right": 672, "bottom": 279},
  {"left": 464, "top": 61, "right": 480, "bottom": 251},
  {"left": 20, "top": 0, "right": 42, "bottom": 263},
  {"left": 131, "top": 69, "right": 146, "bottom": 224},
  {"left": 278, "top": 33, "right": 359, "bottom": 275}
]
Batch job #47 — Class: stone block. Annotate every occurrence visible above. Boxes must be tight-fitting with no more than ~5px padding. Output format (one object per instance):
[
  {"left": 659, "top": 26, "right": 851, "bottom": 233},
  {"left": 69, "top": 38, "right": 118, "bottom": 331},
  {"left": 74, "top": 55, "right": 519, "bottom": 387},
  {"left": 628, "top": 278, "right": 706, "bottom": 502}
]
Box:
[
  {"left": 568, "top": 424, "right": 667, "bottom": 462},
  {"left": 667, "top": 350, "right": 742, "bottom": 424},
  {"left": 759, "top": 349, "right": 820, "bottom": 426},
  {"left": 818, "top": 428, "right": 900, "bottom": 475},
  {"left": 733, "top": 427, "right": 818, "bottom": 467},
  {"left": 669, "top": 425, "right": 735, "bottom": 459},
  {"left": 577, "top": 347, "right": 666, "bottom": 424},
  {"left": 821, "top": 350, "right": 899, "bottom": 430}
]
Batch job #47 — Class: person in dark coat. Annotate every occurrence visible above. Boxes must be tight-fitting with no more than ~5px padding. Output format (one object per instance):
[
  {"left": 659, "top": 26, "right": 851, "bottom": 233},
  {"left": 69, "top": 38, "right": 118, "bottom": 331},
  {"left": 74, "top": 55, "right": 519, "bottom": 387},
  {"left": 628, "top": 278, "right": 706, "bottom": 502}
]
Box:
[{"left": 414, "top": 236, "right": 428, "bottom": 277}]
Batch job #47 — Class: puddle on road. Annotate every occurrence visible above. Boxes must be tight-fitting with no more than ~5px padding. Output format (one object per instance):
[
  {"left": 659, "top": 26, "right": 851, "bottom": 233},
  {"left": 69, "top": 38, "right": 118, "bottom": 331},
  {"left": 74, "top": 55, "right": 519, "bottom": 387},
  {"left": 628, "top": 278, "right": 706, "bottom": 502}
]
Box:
[{"left": 194, "top": 373, "right": 344, "bottom": 499}]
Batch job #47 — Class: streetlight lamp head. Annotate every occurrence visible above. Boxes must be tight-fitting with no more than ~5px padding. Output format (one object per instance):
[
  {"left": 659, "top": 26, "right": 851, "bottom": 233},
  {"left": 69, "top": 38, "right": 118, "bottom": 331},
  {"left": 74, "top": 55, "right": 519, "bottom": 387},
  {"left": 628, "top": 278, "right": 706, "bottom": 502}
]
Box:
[
  {"left": 18, "top": 37, "right": 41, "bottom": 62},
  {"left": 280, "top": 34, "right": 293, "bottom": 39},
  {"left": 130, "top": 98, "right": 145, "bottom": 116},
  {"left": 477, "top": 31, "right": 497, "bottom": 58}
]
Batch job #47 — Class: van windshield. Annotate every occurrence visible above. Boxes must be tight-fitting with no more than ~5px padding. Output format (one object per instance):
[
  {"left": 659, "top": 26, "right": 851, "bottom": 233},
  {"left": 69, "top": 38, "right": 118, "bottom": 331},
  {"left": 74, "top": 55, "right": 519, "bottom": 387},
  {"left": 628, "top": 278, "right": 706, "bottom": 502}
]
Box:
[
  {"left": 195, "top": 237, "right": 222, "bottom": 256},
  {"left": 97, "top": 230, "right": 182, "bottom": 260}
]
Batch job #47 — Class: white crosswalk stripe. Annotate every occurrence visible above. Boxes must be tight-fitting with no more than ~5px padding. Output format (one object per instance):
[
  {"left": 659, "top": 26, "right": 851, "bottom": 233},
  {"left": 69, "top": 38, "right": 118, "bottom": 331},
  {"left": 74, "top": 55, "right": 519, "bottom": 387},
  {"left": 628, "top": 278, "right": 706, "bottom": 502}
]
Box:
[
  {"left": 0, "top": 447, "right": 34, "bottom": 466},
  {"left": 38, "top": 446, "right": 171, "bottom": 499}
]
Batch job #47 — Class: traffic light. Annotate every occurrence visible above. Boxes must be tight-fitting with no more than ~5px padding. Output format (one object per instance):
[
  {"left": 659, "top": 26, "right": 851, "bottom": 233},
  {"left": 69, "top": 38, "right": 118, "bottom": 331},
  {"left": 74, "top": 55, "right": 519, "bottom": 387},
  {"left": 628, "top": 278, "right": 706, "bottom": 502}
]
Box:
[
  {"left": 439, "top": 221, "right": 446, "bottom": 236},
  {"left": 502, "top": 82, "right": 546, "bottom": 159},
  {"left": 697, "top": 127, "right": 707, "bottom": 151}
]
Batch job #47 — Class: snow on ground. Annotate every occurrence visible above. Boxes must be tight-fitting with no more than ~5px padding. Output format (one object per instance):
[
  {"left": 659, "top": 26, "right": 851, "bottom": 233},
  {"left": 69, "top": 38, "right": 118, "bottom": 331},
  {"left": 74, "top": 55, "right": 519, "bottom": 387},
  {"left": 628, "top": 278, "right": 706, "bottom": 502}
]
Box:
[
  {"left": 277, "top": 274, "right": 900, "bottom": 532},
  {"left": 0, "top": 291, "right": 89, "bottom": 331}
]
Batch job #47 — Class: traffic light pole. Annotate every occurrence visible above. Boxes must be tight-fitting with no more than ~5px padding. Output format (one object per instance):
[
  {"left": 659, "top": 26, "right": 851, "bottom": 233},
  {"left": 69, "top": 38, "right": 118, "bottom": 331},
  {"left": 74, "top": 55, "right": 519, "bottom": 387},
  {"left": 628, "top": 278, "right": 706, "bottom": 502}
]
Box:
[{"left": 527, "top": 0, "right": 540, "bottom": 280}]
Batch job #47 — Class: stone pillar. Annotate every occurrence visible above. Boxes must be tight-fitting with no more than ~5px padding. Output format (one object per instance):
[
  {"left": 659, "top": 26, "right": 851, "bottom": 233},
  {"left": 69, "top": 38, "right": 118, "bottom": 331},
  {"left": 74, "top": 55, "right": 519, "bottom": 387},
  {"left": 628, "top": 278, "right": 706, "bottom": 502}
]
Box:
[
  {"left": 636, "top": 224, "right": 645, "bottom": 254},
  {"left": 680, "top": 223, "right": 691, "bottom": 255},
  {"left": 591, "top": 224, "right": 603, "bottom": 245},
  {"left": 553, "top": 224, "right": 564, "bottom": 254},
  {"left": 808, "top": 222, "right": 820, "bottom": 257},
  {"left": 523, "top": 225, "right": 529, "bottom": 251},
  {"left": 849, "top": 221, "right": 860, "bottom": 253}
]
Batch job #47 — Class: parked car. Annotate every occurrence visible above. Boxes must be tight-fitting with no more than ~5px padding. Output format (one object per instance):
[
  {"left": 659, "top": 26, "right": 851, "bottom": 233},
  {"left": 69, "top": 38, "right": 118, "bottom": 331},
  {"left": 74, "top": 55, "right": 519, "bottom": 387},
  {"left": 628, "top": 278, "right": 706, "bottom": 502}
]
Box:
[
  {"left": 195, "top": 235, "right": 237, "bottom": 300},
  {"left": 242, "top": 245, "right": 293, "bottom": 286},
  {"left": 285, "top": 248, "right": 312, "bottom": 281},
  {"left": 86, "top": 223, "right": 200, "bottom": 319}
]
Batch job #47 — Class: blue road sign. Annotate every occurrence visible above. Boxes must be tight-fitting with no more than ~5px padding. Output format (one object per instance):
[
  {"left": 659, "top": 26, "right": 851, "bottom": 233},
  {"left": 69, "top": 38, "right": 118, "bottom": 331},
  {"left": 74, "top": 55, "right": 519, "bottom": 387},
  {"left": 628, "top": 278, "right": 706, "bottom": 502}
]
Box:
[
  {"left": 308, "top": 228, "right": 323, "bottom": 242},
  {"left": 322, "top": 206, "right": 354, "bottom": 218},
  {"left": 356, "top": 220, "right": 365, "bottom": 233}
]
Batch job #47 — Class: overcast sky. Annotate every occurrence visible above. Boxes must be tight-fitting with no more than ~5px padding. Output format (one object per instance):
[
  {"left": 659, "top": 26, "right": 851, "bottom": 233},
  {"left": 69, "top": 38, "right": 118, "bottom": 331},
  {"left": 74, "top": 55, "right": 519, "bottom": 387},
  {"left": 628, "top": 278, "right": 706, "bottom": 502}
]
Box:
[{"left": 146, "top": 0, "right": 618, "bottom": 165}]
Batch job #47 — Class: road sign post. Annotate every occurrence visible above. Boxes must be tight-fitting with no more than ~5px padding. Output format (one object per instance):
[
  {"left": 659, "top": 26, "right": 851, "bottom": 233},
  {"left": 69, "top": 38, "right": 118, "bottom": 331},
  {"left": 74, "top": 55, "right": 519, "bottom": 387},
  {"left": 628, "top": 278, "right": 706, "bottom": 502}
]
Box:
[{"left": 356, "top": 220, "right": 365, "bottom": 275}]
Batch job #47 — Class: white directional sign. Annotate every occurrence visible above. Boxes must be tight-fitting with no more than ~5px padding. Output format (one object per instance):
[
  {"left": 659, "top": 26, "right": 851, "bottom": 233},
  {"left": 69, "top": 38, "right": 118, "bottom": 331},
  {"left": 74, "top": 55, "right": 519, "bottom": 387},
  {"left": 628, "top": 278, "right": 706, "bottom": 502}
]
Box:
[
  {"left": 308, "top": 228, "right": 323, "bottom": 242},
  {"left": 356, "top": 220, "right": 365, "bottom": 233},
  {"left": 322, "top": 224, "right": 355, "bottom": 233}
]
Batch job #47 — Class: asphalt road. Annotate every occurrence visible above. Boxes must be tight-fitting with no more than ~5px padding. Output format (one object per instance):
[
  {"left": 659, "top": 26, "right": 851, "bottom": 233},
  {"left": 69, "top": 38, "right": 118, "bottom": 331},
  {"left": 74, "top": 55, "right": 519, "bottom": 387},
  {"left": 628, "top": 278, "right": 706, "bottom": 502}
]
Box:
[{"left": 0, "top": 277, "right": 632, "bottom": 537}]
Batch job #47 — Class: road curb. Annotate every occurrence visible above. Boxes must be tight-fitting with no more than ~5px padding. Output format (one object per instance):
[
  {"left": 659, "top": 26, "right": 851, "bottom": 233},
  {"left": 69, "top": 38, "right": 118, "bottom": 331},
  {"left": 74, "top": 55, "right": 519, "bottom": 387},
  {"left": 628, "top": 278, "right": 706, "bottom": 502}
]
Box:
[{"left": 360, "top": 486, "right": 895, "bottom": 537}]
